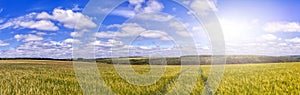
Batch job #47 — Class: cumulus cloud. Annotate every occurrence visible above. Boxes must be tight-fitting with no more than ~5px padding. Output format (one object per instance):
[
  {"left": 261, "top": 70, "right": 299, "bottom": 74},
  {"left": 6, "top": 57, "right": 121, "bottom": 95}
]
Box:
[
  {"left": 111, "top": 9, "right": 136, "bottom": 18},
  {"left": 0, "top": 13, "right": 59, "bottom": 31},
  {"left": 0, "top": 37, "right": 88, "bottom": 58},
  {"left": 110, "top": 0, "right": 166, "bottom": 21},
  {"left": 139, "top": 30, "right": 167, "bottom": 38},
  {"left": 182, "top": 0, "right": 191, "bottom": 5},
  {"left": 286, "top": 37, "right": 300, "bottom": 43},
  {"left": 95, "top": 23, "right": 145, "bottom": 38},
  {"left": 0, "top": 41, "right": 73, "bottom": 58},
  {"left": 112, "top": 0, "right": 164, "bottom": 18},
  {"left": 63, "top": 38, "right": 81, "bottom": 44},
  {"left": 106, "top": 24, "right": 123, "bottom": 29},
  {"left": 261, "top": 34, "right": 281, "bottom": 41},
  {"left": 16, "top": 20, "right": 59, "bottom": 31},
  {"left": 128, "top": 0, "right": 145, "bottom": 12},
  {"left": 190, "top": 0, "right": 218, "bottom": 16},
  {"left": 0, "top": 8, "right": 95, "bottom": 31},
  {"left": 135, "top": 13, "right": 173, "bottom": 22},
  {"left": 169, "top": 22, "right": 186, "bottom": 30},
  {"left": 143, "top": 0, "right": 164, "bottom": 13},
  {"left": 95, "top": 23, "right": 171, "bottom": 41},
  {"left": 169, "top": 21, "right": 191, "bottom": 37},
  {"left": 0, "top": 22, "right": 13, "bottom": 30},
  {"left": 34, "top": 32, "right": 47, "bottom": 36},
  {"left": 70, "top": 32, "right": 84, "bottom": 37},
  {"left": 37, "top": 8, "right": 96, "bottom": 30},
  {"left": 94, "top": 32, "right": 115, "bottom": 38},
  {"left": 223, "top": 33, "right": 300, "bottom": 55},
  {"left": 92, "top": 39, "right": 124, "bottom": 47},
  {"left": 72, "top": 4, "right": 82, "bottom": 11},
  {"left": 14, "top": 34, "right": 44, "bottom": 42},
  {"left": 128, "top": 0, "right": 164, "bottom": 13},
  {"left": 36, "top": 12, "right": 52, "bottom": 19},
  {"left": 129, "top": 0, "right": 145, "bottom": 5},
  {"left": 0, "top": 40, "right": 9, "bottom": 46},
  {"left": 175, "top": 31, "right": 190, "bottom": 37},
  {"left": 263, "top": 22, "right": 300, "bottom": 32}
]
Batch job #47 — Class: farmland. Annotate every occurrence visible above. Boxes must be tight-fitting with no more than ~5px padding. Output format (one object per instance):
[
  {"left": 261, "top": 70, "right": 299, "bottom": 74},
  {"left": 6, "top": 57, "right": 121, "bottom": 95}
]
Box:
[{"left": 0, "top": 60, "right": 300, "bottom": 94}]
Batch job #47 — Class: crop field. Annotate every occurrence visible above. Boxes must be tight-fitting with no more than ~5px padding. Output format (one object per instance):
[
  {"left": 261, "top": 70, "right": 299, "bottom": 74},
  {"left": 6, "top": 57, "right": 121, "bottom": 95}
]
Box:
[{"left": 0, "top": 60, "right": 300, "bottom": 94}]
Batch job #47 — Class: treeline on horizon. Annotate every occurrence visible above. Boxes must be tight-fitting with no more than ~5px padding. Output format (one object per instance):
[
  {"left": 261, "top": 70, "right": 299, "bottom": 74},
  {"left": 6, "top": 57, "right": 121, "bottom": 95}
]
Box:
[
  {"left": 1, "top": 55, "right": 300, "bottom": 65},
  {"left": 96, "top": 55, "right": 300, "bottom": 65},
  {"left": 0, "top": 58, "right": 72, "bottom": 61}
]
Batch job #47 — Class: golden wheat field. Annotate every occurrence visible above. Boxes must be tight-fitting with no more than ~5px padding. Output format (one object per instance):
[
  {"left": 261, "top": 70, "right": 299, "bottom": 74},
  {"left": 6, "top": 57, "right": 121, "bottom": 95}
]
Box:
[{"left": 0, "top": 60, "right": 299, "bottom": 95}]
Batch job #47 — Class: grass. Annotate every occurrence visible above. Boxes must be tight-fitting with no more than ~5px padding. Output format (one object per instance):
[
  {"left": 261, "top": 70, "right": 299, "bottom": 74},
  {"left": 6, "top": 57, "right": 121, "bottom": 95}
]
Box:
[{"left": 0, "top": 60, "right": 300, "bottom": 94}]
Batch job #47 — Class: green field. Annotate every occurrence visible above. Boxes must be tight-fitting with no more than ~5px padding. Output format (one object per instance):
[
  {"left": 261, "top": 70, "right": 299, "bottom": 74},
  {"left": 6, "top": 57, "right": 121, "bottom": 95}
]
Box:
[{"left": 0, "top": 60, "right": 300, "bottom": 94}]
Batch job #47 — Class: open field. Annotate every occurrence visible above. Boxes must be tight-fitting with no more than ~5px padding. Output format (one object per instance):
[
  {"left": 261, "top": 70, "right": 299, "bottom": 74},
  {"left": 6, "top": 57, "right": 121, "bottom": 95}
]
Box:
[{"left": 0, "top": 60, "right": 300, "bottom": 94}]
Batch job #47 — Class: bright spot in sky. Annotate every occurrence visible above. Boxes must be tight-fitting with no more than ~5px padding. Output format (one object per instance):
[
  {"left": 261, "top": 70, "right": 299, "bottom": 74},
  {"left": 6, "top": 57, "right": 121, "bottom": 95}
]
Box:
[{"left": 219, "top": 18, "right": 259, "bottom": 40}]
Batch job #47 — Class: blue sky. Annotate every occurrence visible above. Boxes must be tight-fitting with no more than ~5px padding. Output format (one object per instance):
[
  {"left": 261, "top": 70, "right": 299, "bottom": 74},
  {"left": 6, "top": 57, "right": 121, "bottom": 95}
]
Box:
[{"left": 0, "top": 0, "right": 300, "bottom": 58}]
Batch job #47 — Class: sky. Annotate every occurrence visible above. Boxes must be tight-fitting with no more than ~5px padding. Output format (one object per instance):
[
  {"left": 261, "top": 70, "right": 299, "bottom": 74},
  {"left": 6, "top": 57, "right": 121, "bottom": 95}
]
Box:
[{"left": 0, "top": 0, "right": 300, "bottom": 58}]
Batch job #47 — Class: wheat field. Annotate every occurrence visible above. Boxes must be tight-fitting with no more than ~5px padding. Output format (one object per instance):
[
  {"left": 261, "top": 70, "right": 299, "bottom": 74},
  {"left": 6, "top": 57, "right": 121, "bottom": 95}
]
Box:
[{"left": 0, "top": 60, "right": 299, "bottom": 94}]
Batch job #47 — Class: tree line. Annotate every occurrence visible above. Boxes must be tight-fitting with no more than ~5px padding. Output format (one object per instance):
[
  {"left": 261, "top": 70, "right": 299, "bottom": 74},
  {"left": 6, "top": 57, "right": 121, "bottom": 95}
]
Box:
[{"left": 1, "top": 55, "right": 300, "bottom": 65}]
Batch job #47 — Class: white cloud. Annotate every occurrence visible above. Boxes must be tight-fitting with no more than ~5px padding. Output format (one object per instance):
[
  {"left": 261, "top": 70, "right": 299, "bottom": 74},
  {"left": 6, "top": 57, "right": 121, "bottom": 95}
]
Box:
[
  {"left": 94, "top": 32, "right": 116, "bottom": 38},
  {"left": 160, "top": 36, "right": 173, "bottom": 41},
  {"left": 16, "top": 20, "right": 59, "bottom": 31},
  {"left": 0, "top": 8, "right": 97, "bottom": 39},
  {"left": 112, "top": 0, "right": 164, "bottom": 19},
  {"left": 106, "top": 24, "right": 122, "bottom": 29},
  {"left": 111, "top": 9, "right": 136, "bottom": 18},
  {"left": 263, "top": 22, "right": 300, "bottom": 32},
  {"left": 0, "top": 40, "right": 9, "bottom": 46},
  {"left": 128, "top": 0, "right": 163, "bottom": 13},
  {"left": 129, "top": 0, "right": 145, "bottom": 5},
  {"left": 36, "top": 12, "right": 52, "bottom": 19},
  {"left": 169, "top": 22, "right": 186, "bottom": 31},
  {"left": 182, "top": 0, "right": 191, "bottom": 5},
  {"left": 92, "top": 39, "right": 123, "bottom": 47},
  {"left": 129, "top": 0, "right": 145, "bottom": 12},
  {"left": 278, "top": 43, "right": 288, "bottom": 46},
  {"left": 144, "top": 0, "right": 164, "bottom": 13},
  {"left": 135, "top": 13, "right": 173, "bottom": 22},
  {"left": 169, "top": 21, "right": 191, "bottom": 37},
  {"left": 139, "top": 30, "right": 167, "bottom": 38},
  {"left": 1, "top": 41, "right": 73, "bottom": 58},
  {"left": 96, "top": 23, "right": 171, "bottom": 41},
  {"left": 0, "top": 22, "right": 13, "bottom": 30},
  {"left": 261, "top": 34, "right": 280, "bottom": 41},
  {"left": 30, "top": 31, "right": 49, "bottom": 36},
  {"left": 0, "top": 12, "right": 59, "bottom": 31},
  {"left": 138, "top": 46, "right": 152, "bottom": 50},
  {"left": 111, "top": 0, "right": 165, "bottom": 19},
  {"left": 192, "top": 26, "right": 203, "bottom": 31},
  {"left": 70, "top": 32, "right": 83, "bottom": 37},
  {"left": 72, "top": 4, "right": 82, "bottom": 11},
  {"left": 95, "top": 23, "right": 145, "bottom": 38},
  {"left": 223, "top": 33, "right": 300, "bottom": 55},
  {"left": 286, "top": 37, "right": 300, "bottom": 43},
  {"left": 37, "top": 8, "right": 96, "bottom": 30},
  {"left": 175, "top": 31, "right": 190, "bottom": 37},
  {"left": 63, "top": 38, "right": 81, "bottom": 44},
  {"left": 35, "top": 32, "right": 47, "bottom": 35},
  {"left": 190, "top": 0, "right": 218, "bottom": 16},
  {"left": 14, "top": 34, "right": 44, "bottom": 42},
  {"left": 118, "top": 23, "right": 146, "bottom": 37}
]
